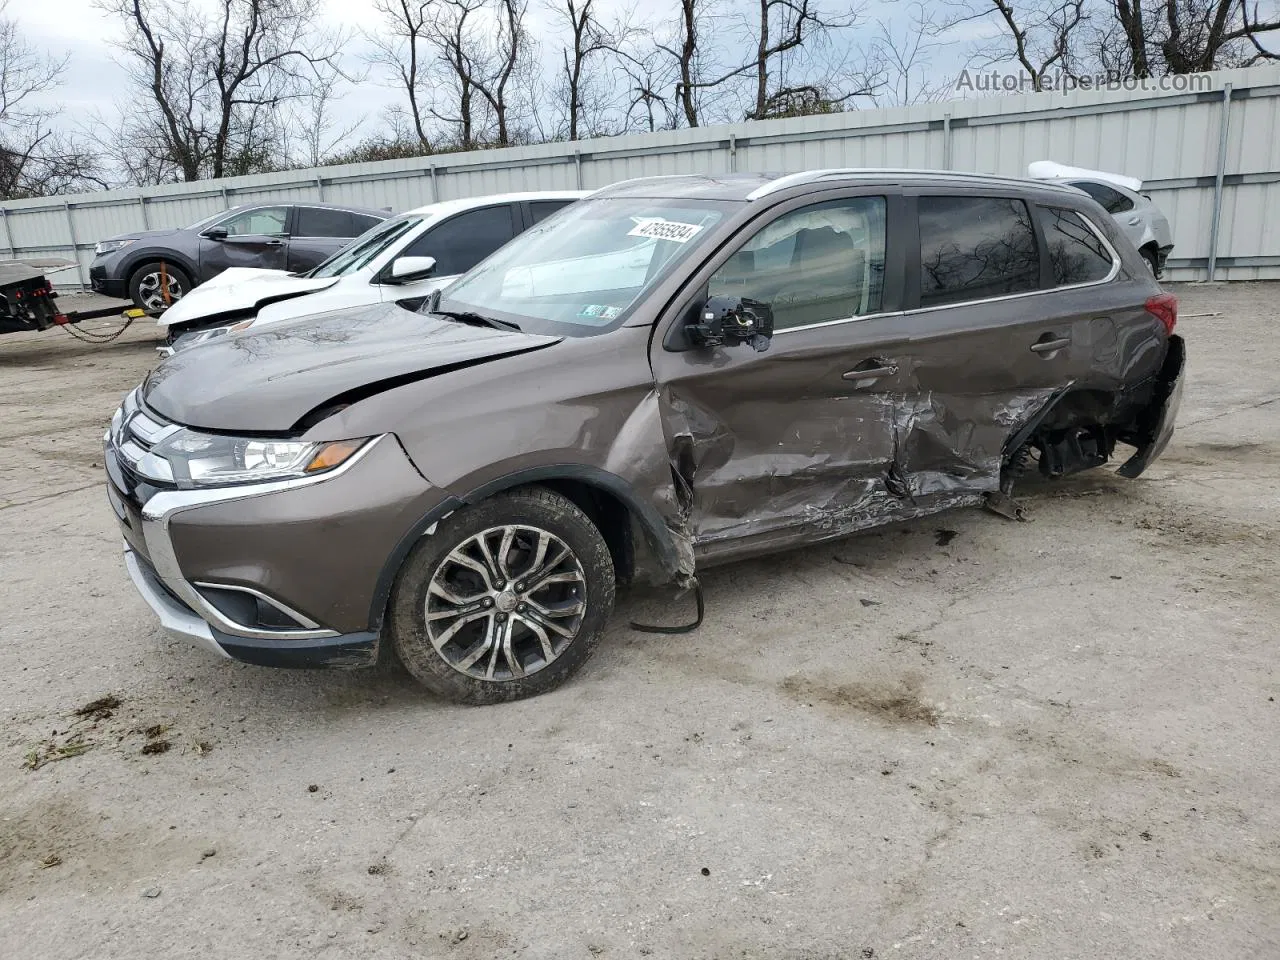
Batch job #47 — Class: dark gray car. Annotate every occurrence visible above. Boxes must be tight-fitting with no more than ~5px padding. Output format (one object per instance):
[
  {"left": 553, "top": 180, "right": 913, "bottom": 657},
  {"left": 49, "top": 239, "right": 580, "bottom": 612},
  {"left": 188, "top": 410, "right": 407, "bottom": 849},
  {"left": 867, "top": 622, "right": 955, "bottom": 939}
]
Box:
[
  {"left": 89, "top": 202, "right": 389, "bottom": 311},
  {"left": 104, "top": 171, "right": 1185, "bottom": 704}
]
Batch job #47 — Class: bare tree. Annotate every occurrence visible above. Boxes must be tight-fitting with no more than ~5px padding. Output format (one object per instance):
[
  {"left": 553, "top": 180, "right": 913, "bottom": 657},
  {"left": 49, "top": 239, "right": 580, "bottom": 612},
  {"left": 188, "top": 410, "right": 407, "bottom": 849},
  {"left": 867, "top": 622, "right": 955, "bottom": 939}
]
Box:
[
  {"left": 472, "top": 0, "right": 529, "bottom": 146},
  {"left": 950, "top": 0, "right": 1090, "bottom": 91},
  {"left": 101, "top": 0, "right": 347, "bottom": 182},
  {"left": 288, "top": 73, "right": 367, "bottom": 168},
  {"left": 366, "top": 0, "right": 437, "bottom": 150},
  {"left": 1106, "top": 0, "right": 1280, "bottom": 75},
  {"left": 741, "top": 0, "right": 868, "bottom": 119},
  {"left": 874, "top": 5, "right": 949, "bottom": 106},
  {"left": 551, "top": 0, "right": 633, "bottom": 140},
  {"left": 0, "top": 3, "right": 102, "bottom": 198}
]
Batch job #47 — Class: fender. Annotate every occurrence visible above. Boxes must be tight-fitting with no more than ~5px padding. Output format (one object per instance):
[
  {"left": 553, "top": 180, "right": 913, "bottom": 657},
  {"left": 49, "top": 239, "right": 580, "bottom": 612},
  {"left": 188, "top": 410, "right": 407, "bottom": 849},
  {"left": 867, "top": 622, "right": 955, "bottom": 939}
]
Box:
[{"left": 364, "top": 464, "right": 683, "bottom": 632}]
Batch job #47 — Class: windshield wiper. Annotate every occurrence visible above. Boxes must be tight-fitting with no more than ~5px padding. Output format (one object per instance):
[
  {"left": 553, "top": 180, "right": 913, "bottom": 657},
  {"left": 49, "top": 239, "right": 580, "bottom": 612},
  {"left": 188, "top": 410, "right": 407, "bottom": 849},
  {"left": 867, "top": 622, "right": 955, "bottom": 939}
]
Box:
[{"left": 434, "top": 309, "right": 521, "bottom": 332}]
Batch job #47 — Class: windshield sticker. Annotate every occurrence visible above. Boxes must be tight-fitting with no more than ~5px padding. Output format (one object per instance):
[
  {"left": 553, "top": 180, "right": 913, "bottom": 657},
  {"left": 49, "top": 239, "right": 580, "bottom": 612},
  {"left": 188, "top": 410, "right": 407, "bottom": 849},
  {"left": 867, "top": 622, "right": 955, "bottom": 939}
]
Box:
[
  {"left": 627, "top": 219, "right": 704, "bottom": 243},
  {"left": 578, "top": 304, "right": 606, "bottom": 318},
  {"left": 601, "top": 306, "right": 622, "bottom": 319}
]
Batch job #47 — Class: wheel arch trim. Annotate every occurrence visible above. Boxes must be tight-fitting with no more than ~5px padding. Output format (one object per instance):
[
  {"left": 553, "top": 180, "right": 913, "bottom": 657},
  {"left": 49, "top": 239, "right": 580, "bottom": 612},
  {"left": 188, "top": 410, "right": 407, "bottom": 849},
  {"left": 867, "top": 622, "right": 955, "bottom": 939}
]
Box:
[{"left": 366, "top": 464, "right": 683, "bottom": 632}]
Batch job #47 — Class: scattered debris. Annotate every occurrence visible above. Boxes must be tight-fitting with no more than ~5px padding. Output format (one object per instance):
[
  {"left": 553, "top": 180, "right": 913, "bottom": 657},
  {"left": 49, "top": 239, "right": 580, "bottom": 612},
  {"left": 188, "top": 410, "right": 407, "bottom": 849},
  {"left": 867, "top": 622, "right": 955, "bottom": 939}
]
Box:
[
  {"left": 367, "top": 862, "right": 387, "bottom": 876},
  {"left": 201, "top": 848, "right": 217, "bottom": 861},
  {"left": 141, "top": 723, "right": 169, "bottom": 739},
  {"left": 700, "top": 867, "right": 710, "bottom": 876},
  {"left": 23, "top": 736, "right": 91, "bottom": 771},
  {"left": 141, "top": 887, "right": 162, "bottom": 899},
  {"left": 859, "top": 598, "right": 881, "bottom": 607},
  {"left": 39, "top": 853, "right": 62, "bottom": 869},
  {"left": 74, "top": 695, "right": 121, "bottom": 722},
  {"left": 935, "top": 529, "right": 959, "bottom": 546},
  {"left": 308, "top": 784, "right": 319, "bottom": 793},
  {"left": 1139, "top": 829, "right": 1153, "bottom": 841},
  {"left": 193, "top": 741, "right": 213, "bottom": 756},
  {"left": 141, "top": 740, "right": 171, "bottom": 756}
]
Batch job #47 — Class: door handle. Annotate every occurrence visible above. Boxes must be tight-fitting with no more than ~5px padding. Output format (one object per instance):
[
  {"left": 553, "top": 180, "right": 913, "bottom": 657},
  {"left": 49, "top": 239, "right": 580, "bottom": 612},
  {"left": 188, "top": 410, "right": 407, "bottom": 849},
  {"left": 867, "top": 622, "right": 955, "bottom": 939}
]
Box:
[
  {"left": 1127, "top": 216, "right": 1141, "bottom": 226},
  {"left": 1030, "top": 338, "right": 1071, "bottom": 354},
  {"left": 265, "top": 239, "right": 285, "bottom": 246},
  {"left": 843, "top": 361, "right": 898, "bottom": 383}
]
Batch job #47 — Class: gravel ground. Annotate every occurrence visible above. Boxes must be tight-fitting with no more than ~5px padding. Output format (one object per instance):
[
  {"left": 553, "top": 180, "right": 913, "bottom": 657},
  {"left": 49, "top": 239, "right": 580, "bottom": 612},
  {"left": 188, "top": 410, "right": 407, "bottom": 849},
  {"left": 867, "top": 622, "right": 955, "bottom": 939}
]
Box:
[{"left": 1, "top": 284, "right": 1277, "bottom": 959}]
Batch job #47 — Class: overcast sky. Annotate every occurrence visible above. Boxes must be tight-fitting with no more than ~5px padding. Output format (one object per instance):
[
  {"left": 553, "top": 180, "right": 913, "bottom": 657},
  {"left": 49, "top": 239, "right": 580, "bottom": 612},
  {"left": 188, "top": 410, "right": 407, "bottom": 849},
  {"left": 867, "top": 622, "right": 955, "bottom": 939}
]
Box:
[
  {"left": 20, "top": 0, "right": 980, "bottom": 138},
  {"left": 19, "top": 0, "right": 1278, "bottom": 147}
]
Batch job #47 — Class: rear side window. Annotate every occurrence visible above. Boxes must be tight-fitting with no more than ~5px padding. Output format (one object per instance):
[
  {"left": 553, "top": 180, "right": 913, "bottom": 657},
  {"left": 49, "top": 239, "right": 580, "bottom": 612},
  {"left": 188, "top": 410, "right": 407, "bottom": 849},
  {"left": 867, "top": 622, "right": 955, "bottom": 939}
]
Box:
[
  {"left": 405, "top": 205, "right": 518, "bottom": 275},
  {"left": 1041, "top": 207, "right": 1116, "bottom": 286},
  {"left": 530, "top": 200, "right": 574, "bottom": 224},
  {"left": 296, "top": 207, "right": 354, "bottom": 238},
  {"left": 917, "top": 196, "right": 1039, "bottom": 307},
  {"left": 708, "top": 196, "right": 887, "bottom": 330},
  {"left": 1069, "top": 180, "right": 1134, "bottom": 214}
]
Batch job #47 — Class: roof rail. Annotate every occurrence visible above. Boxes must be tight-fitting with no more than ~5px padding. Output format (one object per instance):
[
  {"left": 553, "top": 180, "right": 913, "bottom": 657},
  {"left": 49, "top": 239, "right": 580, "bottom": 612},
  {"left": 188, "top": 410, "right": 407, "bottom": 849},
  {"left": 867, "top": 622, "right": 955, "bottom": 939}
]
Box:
[
  {"left": 745, "top": 168, "right": 1074, "bottom": 200},
  {"left": 587, "top": 174, "right": 699, "bottom": 198}
]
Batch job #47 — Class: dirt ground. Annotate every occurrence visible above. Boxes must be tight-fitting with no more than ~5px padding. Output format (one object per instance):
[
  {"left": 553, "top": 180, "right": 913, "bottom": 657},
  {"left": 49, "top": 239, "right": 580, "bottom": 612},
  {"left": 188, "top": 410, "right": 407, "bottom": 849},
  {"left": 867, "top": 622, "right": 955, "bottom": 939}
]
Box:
[{"left": 0, "top": 285, "right": 1276, "bottom": 960}]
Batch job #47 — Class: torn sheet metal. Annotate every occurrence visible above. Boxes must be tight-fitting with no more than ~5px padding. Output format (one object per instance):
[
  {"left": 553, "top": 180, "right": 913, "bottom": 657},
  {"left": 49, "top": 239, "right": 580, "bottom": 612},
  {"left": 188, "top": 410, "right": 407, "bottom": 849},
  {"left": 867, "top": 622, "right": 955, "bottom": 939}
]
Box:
[{"left": 652, "top": 378, "right": 1057, "bottom": 565}]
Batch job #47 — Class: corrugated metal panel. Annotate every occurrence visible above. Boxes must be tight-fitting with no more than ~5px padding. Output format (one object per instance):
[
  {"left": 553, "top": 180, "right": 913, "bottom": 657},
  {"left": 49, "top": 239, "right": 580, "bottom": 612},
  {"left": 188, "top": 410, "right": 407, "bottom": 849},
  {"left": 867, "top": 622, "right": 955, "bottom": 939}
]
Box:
[{"left": 5, "top": 64, "right": 1279, "bottom": 287}]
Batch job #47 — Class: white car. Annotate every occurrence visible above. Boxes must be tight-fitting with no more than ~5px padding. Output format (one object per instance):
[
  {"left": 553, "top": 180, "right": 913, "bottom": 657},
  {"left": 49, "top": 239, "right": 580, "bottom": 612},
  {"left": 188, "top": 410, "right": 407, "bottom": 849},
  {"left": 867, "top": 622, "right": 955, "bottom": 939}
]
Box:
[
  {"left": 157, "top": 191, "right": 587, "bottom": 352},
  {"left": 1027, "top": 161, "right": 1173, "bottom": 277}
]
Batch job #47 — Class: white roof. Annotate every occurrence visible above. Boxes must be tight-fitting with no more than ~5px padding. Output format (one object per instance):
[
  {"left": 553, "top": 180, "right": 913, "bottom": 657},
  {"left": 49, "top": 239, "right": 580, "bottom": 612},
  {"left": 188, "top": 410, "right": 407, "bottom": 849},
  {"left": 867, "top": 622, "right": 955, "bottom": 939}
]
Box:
[
  {"left": 1027, "top": 161, "right": 1142, "bottom": 193},
  {"left": 402, "top": 190, "right": 589, "bottom": 218}
]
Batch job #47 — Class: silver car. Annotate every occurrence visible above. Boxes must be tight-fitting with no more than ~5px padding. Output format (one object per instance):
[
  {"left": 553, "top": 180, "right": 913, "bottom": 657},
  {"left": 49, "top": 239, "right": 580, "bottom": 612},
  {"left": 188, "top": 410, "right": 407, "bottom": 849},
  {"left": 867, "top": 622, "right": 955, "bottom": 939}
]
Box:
[{"left": 1028, "top": 162, "right": 1173, "bottom": 277}]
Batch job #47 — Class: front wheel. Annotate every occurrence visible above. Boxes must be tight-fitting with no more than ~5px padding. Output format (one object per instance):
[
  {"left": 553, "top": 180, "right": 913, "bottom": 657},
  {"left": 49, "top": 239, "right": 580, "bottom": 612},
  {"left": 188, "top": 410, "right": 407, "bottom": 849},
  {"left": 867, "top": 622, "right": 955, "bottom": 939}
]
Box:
[
  {"left": 129, "top": 261, "right": 191, "bottom": 312},
  {"left": 389, "top": 487, "right": 616, "bottom": 704}
]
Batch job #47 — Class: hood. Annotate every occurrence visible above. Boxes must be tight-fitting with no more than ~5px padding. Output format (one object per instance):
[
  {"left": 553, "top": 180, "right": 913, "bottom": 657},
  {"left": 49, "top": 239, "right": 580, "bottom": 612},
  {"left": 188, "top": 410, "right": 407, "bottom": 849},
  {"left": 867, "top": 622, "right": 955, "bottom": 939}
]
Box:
[
  {"left": 106, "top": 228, "right": 182, "bottom": 244},
  {"left": 143, "top": 301, "right": 561, "bottom": 432},
  {"left": 158, "top": 267, "right": 339, "bottom": 327}
]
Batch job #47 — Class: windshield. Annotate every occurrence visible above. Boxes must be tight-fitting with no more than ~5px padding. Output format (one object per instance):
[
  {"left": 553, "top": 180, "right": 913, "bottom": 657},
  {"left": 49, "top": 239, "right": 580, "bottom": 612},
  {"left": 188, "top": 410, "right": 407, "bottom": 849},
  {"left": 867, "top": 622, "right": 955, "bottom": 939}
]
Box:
[
  {"left": 436, "top": 197, "right": 732, "bottom": 336},
  {"left": 308, "top": 215, "right": 422, "bottom": 279},
  {"left": 185, "top": 208, "right": 235, "bottom": 231}
]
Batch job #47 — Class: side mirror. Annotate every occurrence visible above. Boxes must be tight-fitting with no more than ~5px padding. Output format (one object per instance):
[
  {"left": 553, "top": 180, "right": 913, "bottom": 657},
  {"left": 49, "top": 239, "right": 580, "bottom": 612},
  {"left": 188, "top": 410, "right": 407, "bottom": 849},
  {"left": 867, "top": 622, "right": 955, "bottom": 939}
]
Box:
[
  {"left": 388, "top": 255, "right": 437, "bottom": 284},
  {"left": 202, "top": 226, "right": 228, "bottom": 241},
  {"left": 687, "top": 295, "right": 773, "bottom": 352}
]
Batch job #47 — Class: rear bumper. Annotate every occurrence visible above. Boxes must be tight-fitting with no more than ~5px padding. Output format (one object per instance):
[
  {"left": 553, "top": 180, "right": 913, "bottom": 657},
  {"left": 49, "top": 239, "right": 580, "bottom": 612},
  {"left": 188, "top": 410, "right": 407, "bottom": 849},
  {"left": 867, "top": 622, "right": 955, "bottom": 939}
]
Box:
[{"left": 1118, "top": 335, "right": 1184, "bottom": 478}]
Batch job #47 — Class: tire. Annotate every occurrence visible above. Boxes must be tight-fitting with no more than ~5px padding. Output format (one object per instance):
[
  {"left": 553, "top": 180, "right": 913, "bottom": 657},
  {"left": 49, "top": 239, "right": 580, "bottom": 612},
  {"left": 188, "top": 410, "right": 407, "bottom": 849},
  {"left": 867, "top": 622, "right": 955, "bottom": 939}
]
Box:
[
  {"left": 389, "top": 487, "right": 616, "bottom": 705},
  {"left": 1142, "top": 248, "right": 1160, "bottom": 278},
  {"left": 128, "top": 261, "right": 191, "bottom": 312}
]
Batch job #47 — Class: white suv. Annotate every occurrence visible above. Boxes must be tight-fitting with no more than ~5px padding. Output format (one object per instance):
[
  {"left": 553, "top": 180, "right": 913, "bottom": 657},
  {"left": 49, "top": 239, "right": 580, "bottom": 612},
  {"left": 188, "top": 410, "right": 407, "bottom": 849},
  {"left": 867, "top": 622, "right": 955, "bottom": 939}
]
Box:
[{"left": 157, "top": 191, "right": 587, "bottom": 352}]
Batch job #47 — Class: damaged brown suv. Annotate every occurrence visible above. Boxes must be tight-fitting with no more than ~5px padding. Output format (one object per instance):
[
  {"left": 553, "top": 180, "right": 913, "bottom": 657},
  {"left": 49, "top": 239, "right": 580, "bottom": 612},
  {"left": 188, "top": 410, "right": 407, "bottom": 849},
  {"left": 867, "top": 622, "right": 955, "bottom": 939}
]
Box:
[{"left": 105, "top": 171, "right": 1184, "bottom": 703}]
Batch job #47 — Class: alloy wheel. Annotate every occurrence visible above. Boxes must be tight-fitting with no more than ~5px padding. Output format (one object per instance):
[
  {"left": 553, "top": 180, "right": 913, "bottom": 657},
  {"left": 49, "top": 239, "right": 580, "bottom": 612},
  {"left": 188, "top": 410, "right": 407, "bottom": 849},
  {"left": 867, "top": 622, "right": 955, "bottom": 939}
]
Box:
[
  {"left": 425, "top": 524, "right": 588, "bottom": 682},
  {"left": 137, "top": 270, "right": 185, "bottom": 311}
]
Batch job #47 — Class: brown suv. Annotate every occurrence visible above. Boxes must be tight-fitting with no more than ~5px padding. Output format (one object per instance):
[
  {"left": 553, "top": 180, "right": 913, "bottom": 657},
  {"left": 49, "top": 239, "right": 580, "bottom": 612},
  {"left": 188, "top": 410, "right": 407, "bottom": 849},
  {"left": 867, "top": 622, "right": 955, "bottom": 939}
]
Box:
[{"left": 104, "top": 171, "right": 1184, "bottom": 704}]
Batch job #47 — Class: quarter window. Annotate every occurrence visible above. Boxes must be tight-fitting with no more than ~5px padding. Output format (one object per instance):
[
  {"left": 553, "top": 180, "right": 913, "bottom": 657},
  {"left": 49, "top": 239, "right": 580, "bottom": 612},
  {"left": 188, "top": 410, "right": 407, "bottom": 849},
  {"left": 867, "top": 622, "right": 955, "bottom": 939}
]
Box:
[
  {"left": 707, "top": 196, "right": 887, "bottom": 331},
  {"left": 1068, "top": 180, "right": 1134, "bottom": 214},
  {"left": 1041, "top": 207, "right": 1116, "bottom": 285},
  {"left": 917, "top": 196, "right": 1039, "bottom": 307},
  {"left": 405, "top": 205, "right": 518, "bottom": 276},
  {"left": 218, "top": 206, "right": 288, "bottom": 237},
  {"left": 530, "top": 200, "right": 575, "bottom": 224}
]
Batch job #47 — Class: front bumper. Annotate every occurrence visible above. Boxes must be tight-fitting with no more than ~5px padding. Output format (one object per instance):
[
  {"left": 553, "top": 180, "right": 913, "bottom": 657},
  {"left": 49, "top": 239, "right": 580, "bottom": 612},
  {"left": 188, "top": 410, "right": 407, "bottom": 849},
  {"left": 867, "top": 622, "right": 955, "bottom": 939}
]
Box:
[
  {"left": 89, "top": 263, "right": 127, "bottom": 299},
  {"left": 106, "top": 401, "right": 447, "bottom": 669}
]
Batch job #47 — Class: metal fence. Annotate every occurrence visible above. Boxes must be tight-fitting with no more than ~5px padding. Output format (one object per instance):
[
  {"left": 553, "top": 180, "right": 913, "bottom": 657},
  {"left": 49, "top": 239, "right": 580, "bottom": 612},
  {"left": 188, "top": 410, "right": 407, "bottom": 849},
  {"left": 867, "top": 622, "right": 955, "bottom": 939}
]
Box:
[{"left": 3, "top": 65, "right": 1278, "bottom": 289}]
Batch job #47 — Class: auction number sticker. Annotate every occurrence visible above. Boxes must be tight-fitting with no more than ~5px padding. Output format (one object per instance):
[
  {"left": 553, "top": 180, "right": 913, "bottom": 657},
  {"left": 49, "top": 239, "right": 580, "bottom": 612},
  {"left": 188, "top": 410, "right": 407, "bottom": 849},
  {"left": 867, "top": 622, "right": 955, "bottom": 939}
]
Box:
[{"left": 627, "top": 219, "right": 704, "bottom": 243}]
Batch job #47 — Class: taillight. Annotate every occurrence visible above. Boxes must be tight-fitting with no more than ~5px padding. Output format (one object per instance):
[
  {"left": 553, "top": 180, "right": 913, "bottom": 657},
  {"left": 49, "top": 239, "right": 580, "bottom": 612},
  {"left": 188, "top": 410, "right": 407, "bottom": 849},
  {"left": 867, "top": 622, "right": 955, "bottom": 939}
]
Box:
[{"left": 1145, "top": 293, "right": 1177, "bottom": 335}]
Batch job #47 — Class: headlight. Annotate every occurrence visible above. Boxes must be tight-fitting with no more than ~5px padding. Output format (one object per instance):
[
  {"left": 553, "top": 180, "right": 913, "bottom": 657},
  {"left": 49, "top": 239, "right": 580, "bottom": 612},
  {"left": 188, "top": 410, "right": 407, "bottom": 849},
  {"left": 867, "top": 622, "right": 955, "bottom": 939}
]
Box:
[
  {"left": 94, "top": 239, "right": 135, "bottom": 256},
  {"left": 150, "top": 430, "right": 370, "bottom": 487}
]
